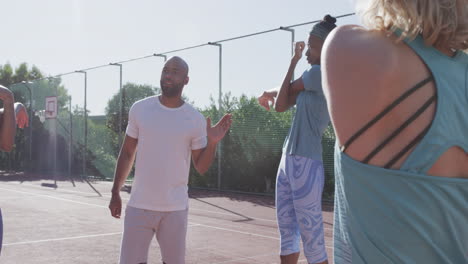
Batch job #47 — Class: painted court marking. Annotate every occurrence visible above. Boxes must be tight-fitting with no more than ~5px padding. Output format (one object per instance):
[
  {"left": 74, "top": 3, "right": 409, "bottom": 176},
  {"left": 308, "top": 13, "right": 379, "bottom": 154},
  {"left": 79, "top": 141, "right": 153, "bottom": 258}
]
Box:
[
  {"left": 3, "top": 232, "right": 123, "bottom": 246},
  {"left": 191, "top": 223, "right": 279, "bottom": 240},
  {"left": 0, "top": 187, "right": 108, "bottom": 208},
  {"left": 1, "top": 182, "right": 334, "bottom": 232},
  {"left": 1, "top": 182, "right": 334, "bottom": 263},
  {"left": 4, "top": 224, "right": 202, "bottom": 247},
  {"left": 0, "top": 183, "right": 279, "bottom": 222},
  {"left": 0, "top": 186, "right": 285, "bottom": 244},
  {"left": 213, "top": 252, "right": 279, "bottom": 264},
  {"left": 0, "top": 184, "right": 333, "bottom": 249}
]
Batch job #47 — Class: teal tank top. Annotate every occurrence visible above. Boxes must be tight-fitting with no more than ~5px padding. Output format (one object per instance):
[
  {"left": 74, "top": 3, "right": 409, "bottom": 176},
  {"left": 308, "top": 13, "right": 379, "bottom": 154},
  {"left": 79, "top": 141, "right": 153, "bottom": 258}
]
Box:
[
  {"left": 283, "top": 65, "right": 330, "bottom": 161},
  {"left": 333, "top": 34, "right": 468, "bottom": 263}
]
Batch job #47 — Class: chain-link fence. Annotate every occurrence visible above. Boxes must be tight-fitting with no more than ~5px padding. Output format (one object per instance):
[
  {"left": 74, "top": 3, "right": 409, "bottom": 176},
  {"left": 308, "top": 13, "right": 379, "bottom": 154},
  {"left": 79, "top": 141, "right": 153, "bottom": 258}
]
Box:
[{"left": 5, "top": 14, "right": 357, "bottom": 197}]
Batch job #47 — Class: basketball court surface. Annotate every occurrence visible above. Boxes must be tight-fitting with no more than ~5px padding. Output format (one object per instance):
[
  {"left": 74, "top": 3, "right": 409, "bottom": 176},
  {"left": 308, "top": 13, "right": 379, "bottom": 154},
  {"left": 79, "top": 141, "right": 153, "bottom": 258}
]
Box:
[{"left": 0, "top": 177, "right": 334, "bottom": 263}]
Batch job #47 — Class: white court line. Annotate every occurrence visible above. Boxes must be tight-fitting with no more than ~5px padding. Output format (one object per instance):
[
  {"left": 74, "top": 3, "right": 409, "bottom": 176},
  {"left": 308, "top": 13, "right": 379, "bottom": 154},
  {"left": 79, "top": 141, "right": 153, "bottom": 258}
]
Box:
[
  {"left": 0, "top": 187, "right": 107, "bottom": 208},
  {"left": 0, "top": 196, "right": 25, "bottom": 200},
  {"left": 1, "top": 183, "right": 278, "bottom": 222},
  {"left": 190, "top": 207, "right": 334, "bottom": 232},
  {"left": 0, "top": 183, "right": 279, "bottom": 224},
  {"left": 200, "top": 245, "right": 278, "bottom": 263},
  {"left": 0, "top": 186, "right": 272, "bottom": 227},
  {"left": 3, "top": 232, "right": 123, "bottom": 246},
  {"left": 0, "top": 185, "right": 333, "bottom": 231},
  {"left": 190, "top": 223, "right": 333, "bottom": 250},
  {"left": 213, "top": 252, "right": 278, "bottom": 264},
  {"left": 191, "top": 222, "right": 279, "bottom": 240},
  {"left": 1, "top": 185, "right": 333, "bottom": 251},
  {"left": 190, "top": 207, "right": 276, "bottom": 222},
  {"left": 22, "top": 184, "right": 332, "bottom": 232},
  {"left": 3, "top": 224, "right": 201, "bottom": 247},
  {"left": 1, "top": 185, "right": 334, "bottom": 254},
  {"left": 0, "top": 182, "right": 109, "bottom": 197},
  {"left": 190, "top": 214, "right": 280, "bottom": 236}
]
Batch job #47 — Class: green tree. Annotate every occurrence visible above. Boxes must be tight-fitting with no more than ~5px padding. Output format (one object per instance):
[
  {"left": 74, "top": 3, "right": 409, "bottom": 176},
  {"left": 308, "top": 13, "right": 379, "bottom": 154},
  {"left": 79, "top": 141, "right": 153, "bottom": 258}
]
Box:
[
  {"left": 322, "top": 125, "right": 336, "bottom": 200},
  {"left": 105, "top": 83, "right": 158, "bottom": 135},
  {"left": 0, "top": 63, "right": 14, "bottom": 86},
  {"left": 189, "top": 93, "right": 293, "bottom": 193},
  {"left": 104, "top": 83, "right": 159, "bottom": 157},
  {"left": 190, "top": 92, "right": 336, "bottom": 197}
]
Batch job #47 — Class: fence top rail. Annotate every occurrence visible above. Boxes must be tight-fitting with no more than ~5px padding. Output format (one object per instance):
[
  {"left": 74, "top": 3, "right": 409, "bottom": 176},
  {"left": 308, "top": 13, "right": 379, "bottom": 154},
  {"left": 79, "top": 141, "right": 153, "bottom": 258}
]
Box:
[{"left": 10, "top": 13, "right": 355, "bottom": 86}]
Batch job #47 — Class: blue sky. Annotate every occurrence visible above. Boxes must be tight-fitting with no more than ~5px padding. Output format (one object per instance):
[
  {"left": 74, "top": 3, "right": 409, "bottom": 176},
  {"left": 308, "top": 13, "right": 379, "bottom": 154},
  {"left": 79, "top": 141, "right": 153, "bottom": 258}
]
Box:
[{"left": 0, "top": 0, "right": 359, "bottom": 115}]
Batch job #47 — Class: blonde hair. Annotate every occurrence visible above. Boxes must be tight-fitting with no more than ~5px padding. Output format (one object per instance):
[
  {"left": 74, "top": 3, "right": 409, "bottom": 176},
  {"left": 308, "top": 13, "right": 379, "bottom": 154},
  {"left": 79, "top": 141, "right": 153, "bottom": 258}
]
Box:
[{"left": 357, "top": 0, "right": 468, "bottom": 51}]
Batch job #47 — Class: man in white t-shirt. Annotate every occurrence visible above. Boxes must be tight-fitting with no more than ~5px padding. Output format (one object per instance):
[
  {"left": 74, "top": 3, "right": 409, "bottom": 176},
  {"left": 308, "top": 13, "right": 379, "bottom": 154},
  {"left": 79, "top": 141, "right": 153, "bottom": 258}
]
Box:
[{"left": 108, "top": 56, "right": 232, "bottom": 264}]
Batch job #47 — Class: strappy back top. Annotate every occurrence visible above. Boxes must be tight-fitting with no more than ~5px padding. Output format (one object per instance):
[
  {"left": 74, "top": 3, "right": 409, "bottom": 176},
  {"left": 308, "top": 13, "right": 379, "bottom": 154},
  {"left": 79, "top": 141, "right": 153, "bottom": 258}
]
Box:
[{"left": 333, "top": 34, "right": 468, "bottom": 264}]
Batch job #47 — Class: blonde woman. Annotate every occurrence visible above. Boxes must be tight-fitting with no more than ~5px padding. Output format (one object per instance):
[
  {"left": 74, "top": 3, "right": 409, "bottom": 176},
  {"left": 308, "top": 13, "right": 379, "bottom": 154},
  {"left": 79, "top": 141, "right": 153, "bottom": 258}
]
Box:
[{"left": 321, "top": 1, "right": 468, "bottom": 263}]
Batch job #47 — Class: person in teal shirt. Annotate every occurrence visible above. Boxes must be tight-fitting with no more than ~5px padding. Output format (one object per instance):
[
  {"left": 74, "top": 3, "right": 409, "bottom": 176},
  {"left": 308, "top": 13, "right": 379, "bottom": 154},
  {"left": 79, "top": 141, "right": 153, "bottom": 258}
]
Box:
[
  {"left": 322, "top": 0, "right": 468, "bottom": 263},
  {"left": 258, "top": 15, "right": 336, "bottom": 264}
]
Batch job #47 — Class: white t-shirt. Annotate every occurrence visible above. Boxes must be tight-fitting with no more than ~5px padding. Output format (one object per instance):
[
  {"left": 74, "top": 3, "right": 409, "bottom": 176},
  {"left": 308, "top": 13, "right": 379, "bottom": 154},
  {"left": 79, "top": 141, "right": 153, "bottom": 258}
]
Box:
[{"left": 126, "top": 95, "right": 207, "bottom": 211}]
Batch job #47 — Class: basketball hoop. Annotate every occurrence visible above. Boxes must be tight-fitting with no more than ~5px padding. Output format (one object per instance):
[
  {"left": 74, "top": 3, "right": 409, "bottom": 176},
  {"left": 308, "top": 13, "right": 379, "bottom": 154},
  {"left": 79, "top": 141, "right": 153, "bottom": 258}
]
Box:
[{"left": 45, "top": 96, "right": 57, "bottom": 119}]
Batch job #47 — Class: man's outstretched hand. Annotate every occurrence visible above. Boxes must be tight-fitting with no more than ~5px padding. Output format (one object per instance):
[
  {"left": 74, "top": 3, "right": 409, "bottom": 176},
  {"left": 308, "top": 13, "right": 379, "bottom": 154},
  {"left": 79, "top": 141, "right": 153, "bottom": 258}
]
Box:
[
  {"left": 207, "top": 114, "right": 232, "bottom": 144},
  {"left": 258, "top": 91, "right": 277, "bottom": 111}
]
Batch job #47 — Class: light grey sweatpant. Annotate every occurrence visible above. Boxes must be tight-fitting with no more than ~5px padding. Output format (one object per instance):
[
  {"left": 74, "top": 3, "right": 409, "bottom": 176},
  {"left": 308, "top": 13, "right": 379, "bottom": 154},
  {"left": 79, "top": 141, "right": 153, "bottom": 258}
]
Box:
[{"left": 119, "top": 206, "right": 188, "bottom": 264}]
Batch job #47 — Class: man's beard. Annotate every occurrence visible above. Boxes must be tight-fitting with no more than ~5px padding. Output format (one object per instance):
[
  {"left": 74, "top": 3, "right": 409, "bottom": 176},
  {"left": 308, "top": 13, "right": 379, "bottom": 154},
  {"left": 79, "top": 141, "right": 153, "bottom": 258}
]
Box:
[{"left": 161, "top": 83, "right": 183, "bottom": 98}]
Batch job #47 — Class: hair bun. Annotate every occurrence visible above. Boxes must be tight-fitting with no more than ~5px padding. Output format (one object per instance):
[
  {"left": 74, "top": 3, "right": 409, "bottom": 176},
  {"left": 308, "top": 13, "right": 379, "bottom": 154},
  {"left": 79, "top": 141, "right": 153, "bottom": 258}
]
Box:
[{"left": 324, "top": 14, "right": 337, "bottom": 24}]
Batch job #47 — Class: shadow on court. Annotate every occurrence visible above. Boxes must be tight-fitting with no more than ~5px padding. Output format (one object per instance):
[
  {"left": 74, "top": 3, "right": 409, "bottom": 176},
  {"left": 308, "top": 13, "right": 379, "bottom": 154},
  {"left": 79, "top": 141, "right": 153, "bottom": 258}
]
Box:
[{"left": 0, "top": 179, "right": 334, "bottom": 263}]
